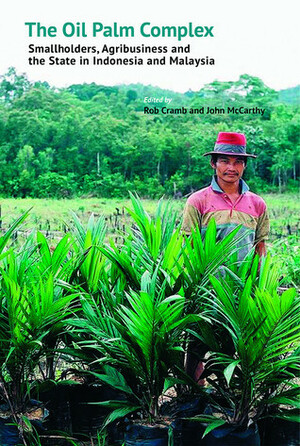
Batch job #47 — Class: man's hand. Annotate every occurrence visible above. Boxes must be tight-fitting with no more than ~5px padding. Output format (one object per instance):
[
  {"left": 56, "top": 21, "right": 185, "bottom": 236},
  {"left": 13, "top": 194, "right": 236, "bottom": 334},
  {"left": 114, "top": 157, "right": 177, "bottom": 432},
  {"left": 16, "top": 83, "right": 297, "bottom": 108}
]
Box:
[{"left": 255, "top": 241, "right": 266, "bottom": 257}]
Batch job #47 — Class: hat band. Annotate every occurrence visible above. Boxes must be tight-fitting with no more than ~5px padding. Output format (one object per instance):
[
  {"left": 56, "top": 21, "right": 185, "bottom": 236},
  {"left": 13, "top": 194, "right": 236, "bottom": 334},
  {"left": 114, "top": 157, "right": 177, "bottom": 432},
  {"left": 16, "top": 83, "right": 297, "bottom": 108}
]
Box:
[{"left": 214, "top": 143, "right": 246, "bottom": 154}]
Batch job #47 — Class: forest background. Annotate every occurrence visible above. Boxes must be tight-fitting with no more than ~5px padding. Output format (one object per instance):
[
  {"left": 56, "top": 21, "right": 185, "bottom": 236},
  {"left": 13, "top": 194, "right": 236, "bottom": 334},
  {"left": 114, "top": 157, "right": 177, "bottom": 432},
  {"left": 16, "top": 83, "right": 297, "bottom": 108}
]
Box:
[{"left": 0, "top": 67, "right": 299, "bottom": 200}]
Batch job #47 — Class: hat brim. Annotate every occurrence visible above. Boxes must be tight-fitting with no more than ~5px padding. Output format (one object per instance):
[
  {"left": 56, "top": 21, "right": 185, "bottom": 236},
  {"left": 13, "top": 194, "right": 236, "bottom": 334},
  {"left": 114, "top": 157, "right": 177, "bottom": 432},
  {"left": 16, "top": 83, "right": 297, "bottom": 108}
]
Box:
[{"left": 203, "top": 151, "right": 257, "bottom": 159}]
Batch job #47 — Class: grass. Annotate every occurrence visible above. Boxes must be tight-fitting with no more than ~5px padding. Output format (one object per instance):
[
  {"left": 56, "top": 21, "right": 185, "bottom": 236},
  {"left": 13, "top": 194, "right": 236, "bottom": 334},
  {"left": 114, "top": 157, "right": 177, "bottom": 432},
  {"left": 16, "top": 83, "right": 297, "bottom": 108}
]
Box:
[
  {"left": 0, "top": 197, "right": 180, "bottom": 231},
  {"left": 0, "top": 197, "right": 183, "bottom": 246},
  {"left": 263, "top": 194, "right": 300, "bottom": 237},
  {"left": 0, "top": 193, "right": 298, "bottom": 240}
]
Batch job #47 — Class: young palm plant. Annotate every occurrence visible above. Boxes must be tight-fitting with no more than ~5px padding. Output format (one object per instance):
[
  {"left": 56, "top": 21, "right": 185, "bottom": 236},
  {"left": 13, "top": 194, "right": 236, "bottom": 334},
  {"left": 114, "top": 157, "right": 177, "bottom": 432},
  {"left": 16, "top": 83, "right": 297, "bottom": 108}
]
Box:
[
  {"left": 0, "top": 233, "right": 79, "bottom": 415},
  {"left": 192, "top": 254, "right": 300, "bottom": 438},
  {"left": 180, "top": 220, "right": 251, "bottom": 306},
  {"left": 98, "top": 194, "right": 247, "bottom": 304},
  {"left": 67, "top": 270, "right": 204, "bottom": 428},
  {"left": 87, "top": 196, "right": 250, "bottom": 396},
  {"left": 97, "top": 193, "right": 184, "bottom": 296},
  {"left": 69, "top": 212, "right": 108, "bottom": 297},
  {"left": 177, "top": 219, "right": 251, "bottom": 385}
]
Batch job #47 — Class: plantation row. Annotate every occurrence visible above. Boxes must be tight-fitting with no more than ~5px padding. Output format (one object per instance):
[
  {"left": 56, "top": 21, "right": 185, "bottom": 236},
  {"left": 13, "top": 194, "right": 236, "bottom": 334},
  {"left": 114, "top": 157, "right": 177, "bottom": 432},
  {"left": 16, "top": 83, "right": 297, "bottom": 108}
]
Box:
[{"left": 0, "top": 195, "right": 298, "bottom": 445}]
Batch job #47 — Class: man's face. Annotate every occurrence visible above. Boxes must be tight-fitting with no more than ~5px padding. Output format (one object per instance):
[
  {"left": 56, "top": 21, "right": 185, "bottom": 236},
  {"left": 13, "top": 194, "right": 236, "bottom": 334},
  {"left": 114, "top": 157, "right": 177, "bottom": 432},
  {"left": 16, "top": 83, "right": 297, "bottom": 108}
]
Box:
[{"left": 211, "top": 155, "right": 246, "bottom": 183}]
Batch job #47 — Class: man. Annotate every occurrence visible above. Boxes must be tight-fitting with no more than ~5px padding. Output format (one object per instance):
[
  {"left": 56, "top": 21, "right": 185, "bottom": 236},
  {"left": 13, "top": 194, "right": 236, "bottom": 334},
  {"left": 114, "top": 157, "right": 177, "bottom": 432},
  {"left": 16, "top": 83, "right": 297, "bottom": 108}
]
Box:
[
  {"left": 182, "top": 132, "right": 269, "bottom": 261},
  {"left": 182, "top": 131, "right": 270, "bottom": 383}
]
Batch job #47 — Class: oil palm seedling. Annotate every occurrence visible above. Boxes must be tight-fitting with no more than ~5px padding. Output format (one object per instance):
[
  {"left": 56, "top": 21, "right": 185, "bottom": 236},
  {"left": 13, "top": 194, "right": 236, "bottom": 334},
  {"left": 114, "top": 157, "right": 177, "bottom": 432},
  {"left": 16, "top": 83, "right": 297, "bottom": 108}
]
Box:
[
  {"left": 85, "top": 196, "right": 251, "bottom": 403},
  {"left": 67, "top": 212, "right": 130, "bottom": 333},
  {"left": 28, "top": 230, "right": 79, "bottom": 380},
  {"left": 98, "top": 194, "right": 248, "bottom": 301},
  {"left": 180, "top": 219, "right": 252, "bottom": 305},
  {"left": 67, "top": 270, "right": 205, "bottom": 431},
  {"left": 69, "top": 212, "right": 108, "bottom": 297},
  {"left": 35, "top": 230, "right": 76, "bottom": 283},
  {"left": 126, "top": 192, "right": 183, "bottom": 271},
  {"left": 190, "top": 255, "right": 300, "bottom": 443},
  {"left": 65, "top": 213, "right": 128, "bottom": 367},
  {"left": 174, "top": 219, "right": 251, "bottom": 389},
  {"left": 0, "top": 234, "right": 80, "bottom": 417},
  {"left": 97, "top": 193, "right": 184, "bottom": 295}
]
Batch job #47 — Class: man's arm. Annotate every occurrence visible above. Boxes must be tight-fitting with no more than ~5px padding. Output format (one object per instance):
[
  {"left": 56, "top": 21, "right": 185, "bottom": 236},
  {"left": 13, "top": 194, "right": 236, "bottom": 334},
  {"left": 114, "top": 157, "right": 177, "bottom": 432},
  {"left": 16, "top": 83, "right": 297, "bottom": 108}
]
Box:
[
  {"left": 254, "top": 208, "right": 270, "bottom": 257},
  {"left": 255, "top": 240, "right": 266, "bottom": 257},
  {"left": 182, "top": 203, "right": 202, "bottom": 235}
]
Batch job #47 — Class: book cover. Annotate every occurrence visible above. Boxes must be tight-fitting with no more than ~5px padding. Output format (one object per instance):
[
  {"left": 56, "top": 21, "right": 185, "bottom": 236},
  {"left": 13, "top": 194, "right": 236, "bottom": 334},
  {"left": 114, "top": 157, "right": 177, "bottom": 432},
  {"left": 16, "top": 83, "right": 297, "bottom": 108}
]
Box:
[{"left": 0, "top": 2, "right": 299, "bottom": 444}]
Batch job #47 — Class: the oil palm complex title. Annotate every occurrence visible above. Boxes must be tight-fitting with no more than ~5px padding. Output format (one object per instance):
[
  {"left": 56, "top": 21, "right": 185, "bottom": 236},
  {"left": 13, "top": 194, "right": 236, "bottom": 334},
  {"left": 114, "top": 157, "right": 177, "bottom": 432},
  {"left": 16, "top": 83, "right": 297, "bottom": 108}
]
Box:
[{"left": 25, "top": 22, "right": 214, "bottom": 41}]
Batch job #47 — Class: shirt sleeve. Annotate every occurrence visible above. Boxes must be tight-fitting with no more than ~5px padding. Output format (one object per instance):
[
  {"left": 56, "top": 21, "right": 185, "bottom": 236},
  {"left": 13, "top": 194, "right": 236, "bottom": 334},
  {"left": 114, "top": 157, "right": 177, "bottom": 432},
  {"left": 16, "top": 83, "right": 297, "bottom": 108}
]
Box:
[
  {"left": 182, "top": 203, "right": 202, "bottom": 235},
  {"left": 255, "top": 209, "right": 270, "bottom": 244}
]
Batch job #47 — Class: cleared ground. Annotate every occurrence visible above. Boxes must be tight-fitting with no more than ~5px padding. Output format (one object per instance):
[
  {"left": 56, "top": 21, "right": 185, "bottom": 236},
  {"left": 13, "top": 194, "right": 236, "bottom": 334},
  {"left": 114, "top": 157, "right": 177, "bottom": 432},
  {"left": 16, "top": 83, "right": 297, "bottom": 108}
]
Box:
[{"left": 0, "top": 194, "right": 298, "bottom": 240}]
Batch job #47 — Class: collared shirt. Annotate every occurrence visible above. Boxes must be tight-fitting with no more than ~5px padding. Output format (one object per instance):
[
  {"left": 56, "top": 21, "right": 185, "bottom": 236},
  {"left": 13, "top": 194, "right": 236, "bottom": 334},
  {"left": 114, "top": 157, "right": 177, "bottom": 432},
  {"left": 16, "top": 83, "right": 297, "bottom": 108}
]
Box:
[{"left": 182, "top": 176, "right": 270, "bottom": 261}]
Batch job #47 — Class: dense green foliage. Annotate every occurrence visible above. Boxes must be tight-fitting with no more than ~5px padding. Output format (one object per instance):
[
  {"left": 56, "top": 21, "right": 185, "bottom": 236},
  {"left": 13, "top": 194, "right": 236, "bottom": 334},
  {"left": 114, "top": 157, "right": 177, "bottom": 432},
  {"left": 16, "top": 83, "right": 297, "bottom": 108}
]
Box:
[
  {"left": 0, "top": 198, "right": 298, "bottom": 445},
  {"left": 0, "top": 68, "right": 299, "bottom": 198}
]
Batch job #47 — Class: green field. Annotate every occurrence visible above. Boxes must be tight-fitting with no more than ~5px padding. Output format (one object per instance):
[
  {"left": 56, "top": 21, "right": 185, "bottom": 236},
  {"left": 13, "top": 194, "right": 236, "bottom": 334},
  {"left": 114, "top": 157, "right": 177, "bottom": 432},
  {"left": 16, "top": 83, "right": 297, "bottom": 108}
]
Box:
[{"left": 0, "top": 193, "right": 299, "bottom": 240}]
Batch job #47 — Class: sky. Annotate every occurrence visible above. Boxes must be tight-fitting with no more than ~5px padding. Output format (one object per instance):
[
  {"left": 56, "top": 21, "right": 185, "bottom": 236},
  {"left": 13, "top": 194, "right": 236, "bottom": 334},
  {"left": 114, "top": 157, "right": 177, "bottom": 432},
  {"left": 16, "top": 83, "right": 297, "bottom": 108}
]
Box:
[{"left": 1, "top": 0, "right": 299, "bottom": 92}]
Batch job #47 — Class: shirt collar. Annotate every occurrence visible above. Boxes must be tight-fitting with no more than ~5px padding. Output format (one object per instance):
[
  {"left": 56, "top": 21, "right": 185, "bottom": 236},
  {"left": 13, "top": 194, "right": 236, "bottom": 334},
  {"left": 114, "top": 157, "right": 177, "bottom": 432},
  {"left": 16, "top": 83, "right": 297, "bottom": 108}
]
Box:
[{"left": 211, "top": 175, "right": 250, "bottom": 194}]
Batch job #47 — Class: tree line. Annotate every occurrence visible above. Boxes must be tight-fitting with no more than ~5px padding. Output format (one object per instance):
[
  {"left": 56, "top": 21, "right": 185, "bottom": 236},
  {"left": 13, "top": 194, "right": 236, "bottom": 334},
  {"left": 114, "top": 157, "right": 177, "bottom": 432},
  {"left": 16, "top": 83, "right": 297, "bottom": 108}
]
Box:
[{"left": 0, "top": 67, "right": 299, "bottom": 198}]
